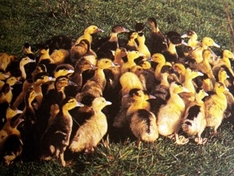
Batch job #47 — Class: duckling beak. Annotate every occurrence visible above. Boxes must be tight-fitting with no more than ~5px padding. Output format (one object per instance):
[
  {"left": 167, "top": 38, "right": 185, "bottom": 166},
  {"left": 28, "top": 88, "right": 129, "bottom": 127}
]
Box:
[
  {"left": 15, "top": 80, "right": 22, "bottom": 84},
  {"left": 29, "top": 58, "right": 36, "bottom": 63},
  {"left": 4, "top": 74, "right": 10, "bottom": 79},
  {"left": 76, "top": 102, "right": 84, "bottom": 107},
  {"left": 105, "top": 100, "right": 112, "bottom": 106},
  {"left": 16, "top": 109, "right": 23, "bottom": 114},
  {"left": 48, "top": 76, "right": 56, "bottom": 82},
  {"left": 182, "top": 87, "right": 190, "bottom": 93},
  {"left": 204, "top": 92, "right": 209, "bottom": 97},
  {"left": 181, "top": 40, "right": 188, "bottom": 46},
  {"left": 181, "top": 34, "right": 188, "bottom": 38},
  {"left": 197, "top": 71, "right": 204, "bottom": 77},
  {"left": 213, "top": 42, "right": 220, "bottom": 48},
  {"left": 67, "top": 69, "right": 75, "bottom": 74},
  {"left": 122, "top": 27, "right": 130, "bottom": 33},
  {"left": 97, "top": 28, "right": 104, "bottom": 33},
  {"left": 68, "top": 80, "right": 78, "bottom": 86}
]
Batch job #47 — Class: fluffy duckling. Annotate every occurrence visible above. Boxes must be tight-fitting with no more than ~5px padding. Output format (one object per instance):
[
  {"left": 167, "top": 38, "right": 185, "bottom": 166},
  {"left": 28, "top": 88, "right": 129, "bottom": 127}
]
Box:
[
  {"left": 125, "top": 31, "right": 138, "bottom": 51},
  {"left": 157, "top": 82, "right": 189, "bottom": 145},
  {"left": 204, "top": 82, "right": 228, "bottom": 136},
  {"left": 96, "top": 24, "right": 129, "bottom": 59},
  {"left": 19, "top": 56, "right": 36, "bottom": 80},
  {"left": 190, "top": 37, "right": 220, "bottom": 64},
  {"left": 172, "top": 63, "right": 186, "bottom": 83},
  {"left": 182, "top": 88, "right": 208, "bottom": 144},
  {"left": 146, "top": 17, "right": 167, "bottom": 54},
  {"left": 181, "top": 30, "right": 200, "bottom": 49},
  {"left": 212, "top": 49, "right": 234, "bottom": 77},
  {"left": 191, "top": 49, "right": 216, "bottom": 84},
  {"left": 50, "top": 48, "right": 70, "bottom": 65},
  {"left": 0, "top": 53, "right": 16, "bottom": 72},
  {"left": 121, "top": 50, "right": 144, "bottom": 74},
  {"left": 76, "top": 58, "right": 117, "bottom": 101},
  {"left": 74, "top": 25, "right": 104, "bottom": 46},
  {"left": 70, "top": 57, "right": 94, "bottom": 90},
  {"left": 135, "top": 22, "right": 151, "bottom": 59},
  {"left": 70, "top": 39, "right": 97, "bottom": 66},
  {"left": 0, "top": 107, "right": 23, "bottom": 165},
  {"left": 127, "top": 89, "right": 159, "bottom": 145},
  {"left": 0, "top": 83, "right": 12, "bottom": 105},
  {"left": 162, "top": 31, "right": 184, "bottom": 63},
  {"left": 69, "top": 97, "right": 111, "bottom": 153},
  {"left": 180, "top": 68, "right": 203, "bottom": 105},
  {"left": 40, "top": 97, "right": 84, "bottom": 166},
  {"left": 38, "top": 76, "right": 70, "bottom": 136},
  {"left": 23, "top": 43, "right": 36, "bottom": 59},
  {"left": 19, "top": 88, "right": 40, "bottom": 161},
  {"left": 38, "top": 45, "right": 54, "bottom": 64}
]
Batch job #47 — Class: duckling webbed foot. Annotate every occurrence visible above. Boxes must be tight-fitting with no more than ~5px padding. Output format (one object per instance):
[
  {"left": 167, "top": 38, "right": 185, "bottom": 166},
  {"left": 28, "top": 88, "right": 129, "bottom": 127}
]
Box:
[
  {"left": 175, "top": 135, "right": 189, "bottom": 145},
  {"left": 195, "top": 137, "right": 207, "bottom": 145}
]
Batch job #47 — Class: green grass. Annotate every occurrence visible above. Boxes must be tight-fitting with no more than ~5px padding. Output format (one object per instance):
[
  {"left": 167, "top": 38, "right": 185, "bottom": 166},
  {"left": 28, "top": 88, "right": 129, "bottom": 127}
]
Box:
[{"left": 1, "top": 0, "right": 234, "bottom": 175}]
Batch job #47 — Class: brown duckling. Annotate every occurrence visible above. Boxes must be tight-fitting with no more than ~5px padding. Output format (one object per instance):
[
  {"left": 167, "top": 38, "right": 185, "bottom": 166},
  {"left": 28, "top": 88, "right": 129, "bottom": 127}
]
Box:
[{"left": 40, "top": 97, "right": 84, "bottom": 166}]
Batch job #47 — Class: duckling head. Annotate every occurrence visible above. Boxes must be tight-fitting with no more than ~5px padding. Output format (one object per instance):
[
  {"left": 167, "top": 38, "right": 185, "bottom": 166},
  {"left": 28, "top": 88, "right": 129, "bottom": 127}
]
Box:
[
  {"left": 54, "top": 64, "right": 74, "bottom": 78},
  {"left": 202, "top": 37, "right": 220, "bottom": 48},
  {"left": 151, "top": 53, "right": 166, "bottom": 63},
  {"left": 112, "top": 25, "right": 129, "bottom": 33},
  {"left": 91, "top": 97, "right": 112, "bottom": 111},
  {"left": 19, "top": 57, "right": 36, "bottom": 67},
  {"left": 85, "top": 25, "right": 104, "bottom": 34},
  {"left": 222, "top": 49, "right": 234, "bottom": 60},
  {"left": 60, "top": 96, "right": 84, "bottom": 111},
  {"left": 6, "top": 107, "right": 23, "bottom": 120},
  {"left": 181, "top": 30, "right": 197, "bottom": 39}
]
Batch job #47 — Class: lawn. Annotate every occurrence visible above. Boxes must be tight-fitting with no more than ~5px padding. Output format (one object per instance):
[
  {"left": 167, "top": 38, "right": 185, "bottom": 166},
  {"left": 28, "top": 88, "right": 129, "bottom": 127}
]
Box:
[{"left": 0, "top": 0, "right": 234, "bottom": 175}]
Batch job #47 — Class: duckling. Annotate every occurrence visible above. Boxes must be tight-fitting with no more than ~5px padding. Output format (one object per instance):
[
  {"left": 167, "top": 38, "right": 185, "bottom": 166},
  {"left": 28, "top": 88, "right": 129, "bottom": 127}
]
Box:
[
  {"left": 69, "top": 97, "right": 111, "bottom": 153},
  {"left": 40, "top": 97, "right": 84, "bottom": 166},
  {"left": 190, "top": 37, "right": 220, "bottom": 64},
  {"left": 151, "top": 53, "right": 171, "bottom": 82},
  {"left": 19, "top": 56, "right": 36, "bottom": 80},
  {"left": 70, "top": 57, "right": 94, "bottom": 90},
  {"left": 180, "top": 68, "right": 203, "bottom": 105},
  {"left": 76, "top": 58, "right": 117, "bottom": 101},
  {"left": 121, "top": 50, "right": 144, "bottom": 74},
  {"left": 204, "top": 82, "right": 228, "bottom": 136},
  {"left": 19, "top": 89, "right": 40, "bottom": 161},
  {"left": 212, "top": 49, "right": 234, "bottom": 77},
  {"left": 0, "top": 107, "right": 23, "bottom": 165},
  {"left": 70, "top": 39, "right": 97, "bottom": 66},
  {"left": 50, "top": 48, "right": 70, "bottom": 65},
  {"left": 43, "top": 35, "right": 72, "bottom": 52},
  {"left": 157, "top": 82, "right": 189, "bottom": 145},
  {"left": 23, "top": 43, "right": 36, "bottom": 59},
  {"left": 38, "top": 45, "right": 54, "bottom": 64},
  {"left": 162, "top": 31, "right": 184, "bottom": 63},
  {"left": 153, "top": 64, "right": 174, "bottom": 101},
  {"left": 0, "top": 83, "right": 12, "bottom": 104},
  {"left": 135, "top": 22, "right": 151, "bottom": 59},
  {"left": 125, "top": 31, "right": 138, "bottom": 51},
  {"left": 32, "top": 72, "right": 55, "bottom": 108},
  {"left": 96, "top": 24, "right": 129, "bottom": 59},
  {"left": 146, "top": 17, "right": 167, "bottom": 54},
  {"left": 181, "top": 30, "right": 200, "bottom": 49},
  {"left": 127, "top": 89, "right": 159, "bottom": 145},
  {"left": 191, "top": 49, "right": 216, "bottom": 84},
  {"left": 182, "top": 88, "right": 208, "bottom": 144},
  {"left": 38, "top": 76, "right": 70, "bottom": 136},
  {"left": 172, "top": 63, "right": 186, "bottom": 83},
  {"left": 0, "top": 53, "right": 16, "bottom": 72},
  {"left": 113, "top": 47, "right": 128, "bottom": 66},
  {"left": 74, "top": 25, "right": 104, "bottom": 46}
]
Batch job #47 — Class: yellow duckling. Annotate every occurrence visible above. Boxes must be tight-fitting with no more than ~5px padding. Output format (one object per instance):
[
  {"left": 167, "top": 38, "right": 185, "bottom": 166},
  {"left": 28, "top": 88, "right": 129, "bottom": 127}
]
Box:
[
  {"left": 172, "top": 63, "right": 186, "bottom": 83},
  {"left": 192, "top": 49, "right": 216, "bottom": 84},
  {"left": 19, "top": 56, "right": 36, "bottom": 80},
  {"left": 181, "top": 30, "right": 200, "bottom": 49},
  {"left": 40, "top": 97, "right": 84, "bottom": 166},
  {"left": 212, "top": 49, "right": 234, "bottom": 77},
  {"left": 120, "top": 50, "right": 144, "bottom": 74},
  {"left": 182, "top": 88, "right": 208, "bottom": 144},
  {"left": 125, "top": 31, "right": 138, "bottom": 51},
  {"left": 74, "top": 25, "right": 104, "bottom": 46},
  {"left": 204, "top": 82, "right": 228, "bottom": 136},
  {"left": 0, "top": 107, "right": 23, "bottom": 165},
  {"left": 190, "top": 37, "right": 220, "bottom": 64},
  {"left": 157, "top": 82, "right": 190, "bottom": 145},
  {"left": 69, "top": 97, "right": 112, "bottom": 153},
  {"left": 0, "top": 53, "right": 16, "bottom": 72}
]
